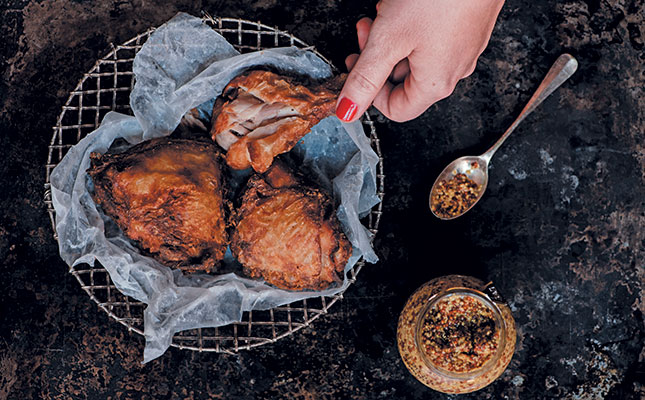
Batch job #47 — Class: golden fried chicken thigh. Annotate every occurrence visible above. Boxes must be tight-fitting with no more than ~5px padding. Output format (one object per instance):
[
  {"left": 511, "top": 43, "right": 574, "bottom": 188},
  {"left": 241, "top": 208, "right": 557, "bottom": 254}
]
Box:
[
  {"left": 231, "top": 162, "right": 351, "bottom": 290},
  {"left": 88, "top": 138, "right": 228, "bottom": 273},
  {"left": 211, "top": 70, "right": 345, "bottom": 173}
]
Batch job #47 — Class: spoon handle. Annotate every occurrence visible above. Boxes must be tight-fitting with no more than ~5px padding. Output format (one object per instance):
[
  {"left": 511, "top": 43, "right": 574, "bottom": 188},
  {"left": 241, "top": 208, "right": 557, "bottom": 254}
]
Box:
[{"left": 481, "top": 53, "right": 578, "bottom": 163}]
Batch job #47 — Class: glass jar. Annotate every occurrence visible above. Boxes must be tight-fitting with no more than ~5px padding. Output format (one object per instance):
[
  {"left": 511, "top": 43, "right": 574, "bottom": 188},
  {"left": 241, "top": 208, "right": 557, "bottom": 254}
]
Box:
[{"left": 397, "top": 275, "right": 516, "bottom": 394}]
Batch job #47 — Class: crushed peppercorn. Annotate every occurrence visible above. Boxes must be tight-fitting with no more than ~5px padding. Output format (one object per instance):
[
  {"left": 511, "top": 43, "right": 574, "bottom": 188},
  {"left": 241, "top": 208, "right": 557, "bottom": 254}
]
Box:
[
  {"left": 398, "top": 276, "right": 516, "bottom": 393},
  {"left": 420, "top": 295, "right": 500, "bottom": 373},
  {"left": 431, "top": 173, "right": 481, "bottom": 219}
]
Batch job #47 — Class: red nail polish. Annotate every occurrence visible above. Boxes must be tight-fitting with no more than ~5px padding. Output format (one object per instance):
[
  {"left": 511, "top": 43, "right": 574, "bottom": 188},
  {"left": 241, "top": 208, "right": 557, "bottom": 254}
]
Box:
[{"left": 336, "top": 97, "right": 358, "bottom": 122}]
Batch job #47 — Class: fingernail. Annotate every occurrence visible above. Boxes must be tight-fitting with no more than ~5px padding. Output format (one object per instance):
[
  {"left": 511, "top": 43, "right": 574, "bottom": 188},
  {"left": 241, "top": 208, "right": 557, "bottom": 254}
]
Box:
[{"left": 336, "top": 97, "right": 358, "bottom": 122}]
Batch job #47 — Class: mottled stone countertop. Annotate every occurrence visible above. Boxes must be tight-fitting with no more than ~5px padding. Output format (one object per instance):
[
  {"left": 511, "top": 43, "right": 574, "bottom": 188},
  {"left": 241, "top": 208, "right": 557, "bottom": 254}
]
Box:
[{"left": 1, "top": 1, "right": 643, "bottom": 399}]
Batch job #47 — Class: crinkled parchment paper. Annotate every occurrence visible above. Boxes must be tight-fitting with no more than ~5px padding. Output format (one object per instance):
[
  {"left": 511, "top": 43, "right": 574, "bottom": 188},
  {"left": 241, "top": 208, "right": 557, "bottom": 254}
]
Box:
[{"left": 50, "top": 13, "right": 380, "bottom": 363}]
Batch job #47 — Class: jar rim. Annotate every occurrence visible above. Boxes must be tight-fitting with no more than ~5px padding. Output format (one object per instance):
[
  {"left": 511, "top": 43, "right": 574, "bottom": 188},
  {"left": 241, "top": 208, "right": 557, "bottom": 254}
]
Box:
[{"left": 413, "top": 287, "right": 507, "bottom": 381}]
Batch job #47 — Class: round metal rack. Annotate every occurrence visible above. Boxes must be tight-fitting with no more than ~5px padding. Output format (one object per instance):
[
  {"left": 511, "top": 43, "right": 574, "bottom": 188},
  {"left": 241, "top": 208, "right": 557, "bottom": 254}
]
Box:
[{"left": 44, "top": 15, "right": 384, "bottom": 354}]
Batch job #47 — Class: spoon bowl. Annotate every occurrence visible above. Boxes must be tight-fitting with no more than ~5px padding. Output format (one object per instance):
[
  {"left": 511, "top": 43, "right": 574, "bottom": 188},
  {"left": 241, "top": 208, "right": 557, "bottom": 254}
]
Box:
[
  {"left": 429, "top": 54, "right": 578, "bottom": 220},
  {"left": 429, "top": 156, "right": 489, "bottom": 220}
]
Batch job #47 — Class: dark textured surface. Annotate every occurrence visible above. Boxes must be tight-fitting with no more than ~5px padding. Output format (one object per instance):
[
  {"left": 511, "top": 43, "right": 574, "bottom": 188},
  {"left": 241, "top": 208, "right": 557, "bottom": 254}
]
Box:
[{"left": 1, "top": 0, "right": 644, "bottom": 399}]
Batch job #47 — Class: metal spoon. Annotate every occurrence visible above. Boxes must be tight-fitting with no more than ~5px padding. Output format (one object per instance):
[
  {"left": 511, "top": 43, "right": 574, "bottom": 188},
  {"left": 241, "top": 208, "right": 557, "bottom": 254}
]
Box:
[{"left": 429, "top": 53, "right": 578, "bottom": 220}]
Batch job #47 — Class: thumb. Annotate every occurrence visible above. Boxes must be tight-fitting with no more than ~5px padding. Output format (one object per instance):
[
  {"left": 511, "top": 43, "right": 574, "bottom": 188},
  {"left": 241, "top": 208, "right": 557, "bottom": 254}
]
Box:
[{"left": 336, "top": 29, "right": 406, "bottom": 122}]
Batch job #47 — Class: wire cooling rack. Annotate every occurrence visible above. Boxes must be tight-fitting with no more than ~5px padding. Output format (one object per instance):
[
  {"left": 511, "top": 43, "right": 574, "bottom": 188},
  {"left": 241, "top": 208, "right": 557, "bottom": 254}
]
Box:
[{"left": 43, "top": 15, "right": 384, "bottom": 354}]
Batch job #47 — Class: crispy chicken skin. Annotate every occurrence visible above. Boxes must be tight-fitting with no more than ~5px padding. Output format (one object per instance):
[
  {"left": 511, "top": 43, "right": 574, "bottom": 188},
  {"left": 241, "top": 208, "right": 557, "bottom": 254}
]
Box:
[
  {"left": 231, "top": 162, "right": 352, "bottom": 290},
  {"left": 88, "top": 138, "right": 228, "bottom": 273},
  {"left": 211, "top": 70, "right": 345, "bottom": 173}
]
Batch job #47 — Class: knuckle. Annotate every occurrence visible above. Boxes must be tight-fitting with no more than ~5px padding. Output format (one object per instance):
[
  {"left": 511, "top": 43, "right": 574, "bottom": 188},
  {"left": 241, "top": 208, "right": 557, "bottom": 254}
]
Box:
[
  {"left": 463, "top": 61, "right": 478, "bottom": 78},
  {"left": 384, "top": 108, "right": 420, "bottom": 123},
  {"left": 391, "top": 103, "right": 424, "bottom": 122},
  {"left": 350, "top": 68, "right": 382, "bottom": 94},
  {"left": 434, "top": 79, "right": 457, "bottom": 100},
  {"left": 388, "top": 113, "right": 409, "bottom": 123},
  {"left": 381, "top": 99, "right": 421, "bottom": 123}
]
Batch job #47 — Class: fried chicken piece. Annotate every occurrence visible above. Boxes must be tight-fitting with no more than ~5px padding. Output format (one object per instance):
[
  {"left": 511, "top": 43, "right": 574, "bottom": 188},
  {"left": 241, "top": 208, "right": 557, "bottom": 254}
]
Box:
[
  {"left": 211, "top": 70, "right": 345, "bottom": 173},
  {"left": 231, "top": 162, "right": 352, "bottom": 290},
  {"left": 88, "top": 138, "right": 228, "bottom": 273}
]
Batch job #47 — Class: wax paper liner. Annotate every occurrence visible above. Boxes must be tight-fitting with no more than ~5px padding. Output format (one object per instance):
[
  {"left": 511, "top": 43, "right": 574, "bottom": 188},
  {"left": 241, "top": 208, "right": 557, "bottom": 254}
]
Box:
[{"left": 50, "top": 13, "right": 380, "bottom": 363}]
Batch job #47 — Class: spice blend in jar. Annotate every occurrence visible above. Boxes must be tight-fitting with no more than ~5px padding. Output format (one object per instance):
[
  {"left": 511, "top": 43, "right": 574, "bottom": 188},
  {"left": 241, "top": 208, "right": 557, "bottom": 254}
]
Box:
[
  {"left": 420, "top": 295, "right": 500, "bottom": 374},
  {"left": 397, "top": 275, "right": 516, "bottom": 394}
]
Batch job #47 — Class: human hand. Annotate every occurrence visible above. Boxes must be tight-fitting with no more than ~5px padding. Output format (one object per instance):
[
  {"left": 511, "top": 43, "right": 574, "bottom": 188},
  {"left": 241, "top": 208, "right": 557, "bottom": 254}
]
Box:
[{"left": 336, "top": 0, "right": 505, "bottom": 123}]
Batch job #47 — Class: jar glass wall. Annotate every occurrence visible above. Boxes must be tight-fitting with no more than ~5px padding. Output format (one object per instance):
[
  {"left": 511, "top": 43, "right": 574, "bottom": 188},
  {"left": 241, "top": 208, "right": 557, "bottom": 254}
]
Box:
[{"left": 397, "top": 275, "right": 516, "bottom": 394}]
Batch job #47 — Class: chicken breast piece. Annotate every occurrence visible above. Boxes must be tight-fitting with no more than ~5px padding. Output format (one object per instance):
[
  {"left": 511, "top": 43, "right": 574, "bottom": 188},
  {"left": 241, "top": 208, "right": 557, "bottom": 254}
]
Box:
[
  {"left": 231, "top": 162, "right": 351, "bottom": 290},
  {"left": 211, "top": 70, "right": 345, "bottom": 173},
  {"left": 88, "top": 138, "right": 228, "bottom": 273}
]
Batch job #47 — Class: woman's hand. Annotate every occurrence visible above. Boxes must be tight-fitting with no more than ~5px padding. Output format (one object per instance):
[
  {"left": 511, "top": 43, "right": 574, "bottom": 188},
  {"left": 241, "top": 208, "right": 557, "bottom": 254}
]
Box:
[{"left": 336, "top": 0, "right": 505, "bottom": 123}]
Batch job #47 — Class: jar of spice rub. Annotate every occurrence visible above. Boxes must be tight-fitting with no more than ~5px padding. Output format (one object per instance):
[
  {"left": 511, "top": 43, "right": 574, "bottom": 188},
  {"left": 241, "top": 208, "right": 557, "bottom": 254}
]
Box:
[{"left": 397, "top": 275, "right": 516, "bottom": 394}]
